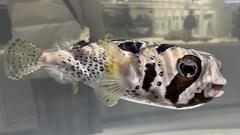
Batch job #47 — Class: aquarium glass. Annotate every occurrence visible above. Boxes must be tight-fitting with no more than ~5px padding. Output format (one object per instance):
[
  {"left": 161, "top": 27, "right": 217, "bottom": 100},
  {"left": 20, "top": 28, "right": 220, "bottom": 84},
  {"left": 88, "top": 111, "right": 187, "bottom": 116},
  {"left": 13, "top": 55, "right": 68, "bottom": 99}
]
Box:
[{"left": 0, "top": 0, "right": 239, "bottom": 135}]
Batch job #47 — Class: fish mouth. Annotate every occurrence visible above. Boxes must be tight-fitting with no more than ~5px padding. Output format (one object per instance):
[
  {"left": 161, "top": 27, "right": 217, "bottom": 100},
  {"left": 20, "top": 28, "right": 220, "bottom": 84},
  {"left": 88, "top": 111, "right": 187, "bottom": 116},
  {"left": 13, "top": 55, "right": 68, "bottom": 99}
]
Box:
[
  {"left": 212, "top": 84, "right": 224, "bottom": 91},
  {"left": 208, "top": 84, "right": 225, "bottom": 97}
]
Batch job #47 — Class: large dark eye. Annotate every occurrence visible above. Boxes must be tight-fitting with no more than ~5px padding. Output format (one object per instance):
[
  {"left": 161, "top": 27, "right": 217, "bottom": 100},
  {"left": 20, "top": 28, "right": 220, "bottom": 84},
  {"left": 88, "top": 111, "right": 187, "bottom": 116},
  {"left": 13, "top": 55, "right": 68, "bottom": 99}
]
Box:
[{"left": 177, "top": 55, "right": 200, "bottom": 78}]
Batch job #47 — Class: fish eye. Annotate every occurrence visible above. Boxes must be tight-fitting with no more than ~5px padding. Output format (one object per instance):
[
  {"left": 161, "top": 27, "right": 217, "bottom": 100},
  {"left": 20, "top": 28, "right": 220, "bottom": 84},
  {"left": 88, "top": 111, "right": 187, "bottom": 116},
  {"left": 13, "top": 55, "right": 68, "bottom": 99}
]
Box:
[{"left": 177, "top": 56, "right": 199, "bottom": 78}]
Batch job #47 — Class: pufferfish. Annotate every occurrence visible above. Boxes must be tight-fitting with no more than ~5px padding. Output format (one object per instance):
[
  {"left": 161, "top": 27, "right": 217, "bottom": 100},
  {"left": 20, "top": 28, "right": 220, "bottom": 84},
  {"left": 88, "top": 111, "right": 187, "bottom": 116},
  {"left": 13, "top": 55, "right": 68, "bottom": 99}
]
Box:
[{"left": 4, "top": 38, "right": 226, "bottom": 110}]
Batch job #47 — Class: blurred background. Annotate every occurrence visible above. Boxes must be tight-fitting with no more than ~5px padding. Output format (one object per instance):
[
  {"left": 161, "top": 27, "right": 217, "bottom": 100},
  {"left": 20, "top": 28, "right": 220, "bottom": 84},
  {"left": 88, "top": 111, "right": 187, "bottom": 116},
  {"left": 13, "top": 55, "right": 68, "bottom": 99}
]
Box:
[{"left": 0, "top": 0, "right": 240, "bottom": 135}]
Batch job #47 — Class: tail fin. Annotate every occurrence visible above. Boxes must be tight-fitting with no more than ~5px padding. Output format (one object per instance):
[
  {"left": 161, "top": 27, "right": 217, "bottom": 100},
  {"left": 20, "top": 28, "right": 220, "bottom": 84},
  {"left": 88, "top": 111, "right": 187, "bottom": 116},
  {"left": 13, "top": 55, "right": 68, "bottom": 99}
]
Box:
[{"left": 5, "top": 39, "right": 43, "bottom": 80}]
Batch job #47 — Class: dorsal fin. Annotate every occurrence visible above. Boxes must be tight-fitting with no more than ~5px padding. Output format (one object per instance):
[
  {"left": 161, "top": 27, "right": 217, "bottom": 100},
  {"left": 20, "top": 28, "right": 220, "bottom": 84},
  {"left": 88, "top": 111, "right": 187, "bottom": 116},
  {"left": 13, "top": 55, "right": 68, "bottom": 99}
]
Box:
[{"left": 53, "top": 26, "right": 91, "bottom": 50}]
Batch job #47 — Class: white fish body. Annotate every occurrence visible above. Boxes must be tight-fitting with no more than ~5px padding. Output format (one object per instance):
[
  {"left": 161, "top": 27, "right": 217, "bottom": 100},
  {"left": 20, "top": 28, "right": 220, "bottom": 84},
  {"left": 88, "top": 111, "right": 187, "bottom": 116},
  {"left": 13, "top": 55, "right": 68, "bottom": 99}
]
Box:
[{"left": 4, "top": 38, "right": 227, "bottom": 110}]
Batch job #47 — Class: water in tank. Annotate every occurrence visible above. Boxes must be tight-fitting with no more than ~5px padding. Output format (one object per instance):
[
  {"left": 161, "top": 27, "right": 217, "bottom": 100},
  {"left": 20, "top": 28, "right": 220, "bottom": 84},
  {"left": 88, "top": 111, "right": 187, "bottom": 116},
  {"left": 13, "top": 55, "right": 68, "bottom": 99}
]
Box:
[{"left": 0, "top": 0, "right": 239, "bottom": 135}]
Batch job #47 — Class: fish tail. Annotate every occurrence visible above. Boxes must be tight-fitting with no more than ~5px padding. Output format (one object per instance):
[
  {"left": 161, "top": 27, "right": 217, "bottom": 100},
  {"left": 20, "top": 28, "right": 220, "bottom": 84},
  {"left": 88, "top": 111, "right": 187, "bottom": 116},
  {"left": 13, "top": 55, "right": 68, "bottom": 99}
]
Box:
[{"left": 5, "top": 39, "right": 43, "bottom": 80}]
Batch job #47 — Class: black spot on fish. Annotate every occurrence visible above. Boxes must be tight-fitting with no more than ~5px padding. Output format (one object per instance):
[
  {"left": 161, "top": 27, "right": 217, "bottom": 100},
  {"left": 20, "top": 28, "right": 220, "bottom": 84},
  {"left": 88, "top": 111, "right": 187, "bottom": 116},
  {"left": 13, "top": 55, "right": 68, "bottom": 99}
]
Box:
[
  {"left": 135, "top": 86, "right": 140, "bottom": 90},
  {"left": 132, "top": 90, "right": 136, "bottom": 93},
  {"left": 138, "top": 59, "right": 141, "bottom": 63},
  {"left": 157, "top": 81, "right": 162, "bottom": 86},
  {"left": 71, "top": 66, "right": 75, "bottom": 71},
  {"left": 93, "top": 57, "right": 98, "bottom": 62},
  {"left": 142, "top": 63, "right": 157, "bottom": 91},
  {"left": 91, "top": 69, "right": 95, "bottom": 74},
  {"left": 165, "top": 55, "right": 202, "bottom": 104},
  {"left": 99, "top": 60, "right": 103, "bottom": 65},
  {"left": 156, "top": 44, "right": 175, "bottom": 54},
  {"left": 117, "top": 41, "right": 142, "bottom": 54},
  {"left": 151, "top": 91, "right": 155, "bottom": 94},
  {"left": 99, "top": 66, "right": 104, "bottom": 72},
  {"left": 154, "top": 95, "right": 159, "bottom": 99},
  {"left": 159, "top": 71, "right": 164, "bottom": 76}
]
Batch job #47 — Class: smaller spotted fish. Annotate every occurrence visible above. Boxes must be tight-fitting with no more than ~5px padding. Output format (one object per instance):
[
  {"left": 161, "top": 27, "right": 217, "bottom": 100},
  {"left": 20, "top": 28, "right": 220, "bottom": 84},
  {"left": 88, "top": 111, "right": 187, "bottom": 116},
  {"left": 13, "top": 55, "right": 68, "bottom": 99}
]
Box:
[{"left": 5, "top": 38, "right": 227, "bottom": 110}]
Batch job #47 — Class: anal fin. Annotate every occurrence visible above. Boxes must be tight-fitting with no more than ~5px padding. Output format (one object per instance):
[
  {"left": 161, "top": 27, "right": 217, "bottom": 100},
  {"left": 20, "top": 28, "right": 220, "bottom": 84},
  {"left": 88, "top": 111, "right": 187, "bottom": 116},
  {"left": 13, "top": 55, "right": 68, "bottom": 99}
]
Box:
[{"left": 72, "top": 81, "right": 79, "bottom": 95}]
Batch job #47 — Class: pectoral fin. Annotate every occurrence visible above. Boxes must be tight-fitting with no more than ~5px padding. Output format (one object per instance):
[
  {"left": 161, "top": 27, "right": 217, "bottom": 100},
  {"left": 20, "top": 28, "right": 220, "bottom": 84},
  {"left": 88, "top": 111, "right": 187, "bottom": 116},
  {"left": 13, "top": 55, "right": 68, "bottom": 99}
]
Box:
[
  {"left": 94, "top": 40, "right": 130, "bottom": 107},
  {"left": 95, "top": 73, "right": 125, "bottom": 107}
]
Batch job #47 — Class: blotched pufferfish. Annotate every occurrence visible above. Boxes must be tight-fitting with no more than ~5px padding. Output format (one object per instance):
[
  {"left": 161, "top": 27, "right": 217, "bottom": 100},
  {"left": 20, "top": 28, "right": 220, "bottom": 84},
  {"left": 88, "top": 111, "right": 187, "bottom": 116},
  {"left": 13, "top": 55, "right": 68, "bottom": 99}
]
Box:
[{"left": 5, "top": 38, "right": 227, "bottom": 110}]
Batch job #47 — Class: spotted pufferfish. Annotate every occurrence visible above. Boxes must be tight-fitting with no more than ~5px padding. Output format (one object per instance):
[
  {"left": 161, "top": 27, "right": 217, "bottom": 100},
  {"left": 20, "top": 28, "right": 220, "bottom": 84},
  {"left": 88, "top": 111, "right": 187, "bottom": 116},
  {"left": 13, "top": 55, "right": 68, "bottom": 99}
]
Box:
[{"left": 4, "top": 38, "right": 226, "bottom": 110}]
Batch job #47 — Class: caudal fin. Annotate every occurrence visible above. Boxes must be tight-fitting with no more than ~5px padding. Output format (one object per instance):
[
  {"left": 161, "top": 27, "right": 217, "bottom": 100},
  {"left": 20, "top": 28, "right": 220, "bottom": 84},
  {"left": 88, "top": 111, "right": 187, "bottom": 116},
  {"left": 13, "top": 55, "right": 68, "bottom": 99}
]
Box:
[{"left": 5, "top": 39, "right": 43, "bottom": 80}]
